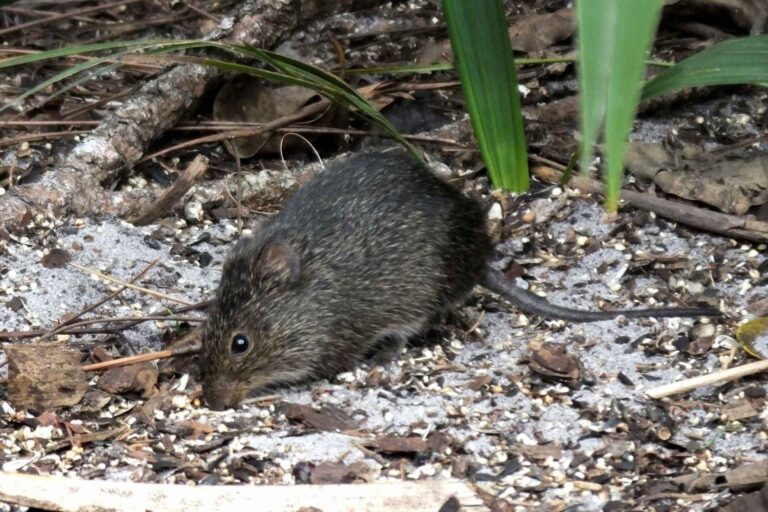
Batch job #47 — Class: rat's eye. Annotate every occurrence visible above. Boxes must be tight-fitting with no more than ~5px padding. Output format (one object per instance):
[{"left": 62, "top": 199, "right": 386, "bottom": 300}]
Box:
[{"left": 231, "top": 334, "right": 250, "bottom": 356}]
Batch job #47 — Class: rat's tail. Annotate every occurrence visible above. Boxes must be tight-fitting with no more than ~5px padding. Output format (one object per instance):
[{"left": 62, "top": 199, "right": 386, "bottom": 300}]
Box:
[{"left": 481, "top": 269, "right": 721, "bottom": 323}]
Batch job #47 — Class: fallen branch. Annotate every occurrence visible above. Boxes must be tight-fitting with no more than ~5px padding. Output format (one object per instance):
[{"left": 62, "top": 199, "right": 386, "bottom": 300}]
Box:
[
  {"left": 83, "top": 326, "right": 202, "bottom": 371},
  {"left": 646, "top": 359, "right": 768, "bottom": 399},
  {"left": 0, "top": 473, "right": 487, "bottom": 512},
  {"left": 0, "top": 301, "right": 209, "bottom": 341},
  {"left": 0, "top": 0, "right": 387, "bottom": 225},
  {"left": 82, "top": 347, "right": 193, "bottom": 372},
  {"left": 44, "top": 426, "right": 131, "bottom": 454},
  {"left": 532, "top": 165, "right": 768, "bottom": 243}
]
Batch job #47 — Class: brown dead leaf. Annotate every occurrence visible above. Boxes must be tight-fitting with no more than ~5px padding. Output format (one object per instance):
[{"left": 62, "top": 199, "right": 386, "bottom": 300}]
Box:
[
  {"left": 139, "top": 387, "right": 178, "bottom": 424},
  {"left": 88, "top": 346, "right": 113, "bottom": 364},
  {"left": 418, "top": 8, "right": 573, "bottom": 64},
  {"left": 98, "top": 362, "right": 158, "bottom": 398},
  {"left": 529, "top": 343, "right": 580, "bottom": 380},
  {"left": 626, "top": 142, "right": 768, "bottom": 215},
  {"left": 178, "top": 420, "right": 215, "bottom": 439},
  {"left": 426, "top": 432, "right": 453, "bottom": 453},
  {"left": 686, "top": 335, "right": 715, "bottom": 356},
  {"left": 508, "top": 8, "right": 574, "bottom": 53},
  {"left": 213, "top": 75, "right": 344, "bottom": 157},
  {"left": 77, "top": 390, "right": 113, "bottom": 413},
  {"left": 722, "top": 482, "right": 768, "bottom": 512},
  {"left": 503, "top": 261, "right": 526, "bottom": 280},
  {"left": 213, "top": 75, "right": 316, "bottom": 157},
  {"left": 35, "top": 411, "right": 60, "bottom": 427},
  {"left": 717, "top": 459, "right": 768, "bottom": 490},
  {"left": 125, "top": 447, "right": 156, "bottom": 462},
  {"left": 746, "top": 297, "right": 768, "bottom": 317},
  {"left": 671, "top": 459, "right": 768, "bottom": 492},
  {"left": 3, "top": 296, "right": 26, "bottom": 312},
  {"left": 438, "top": 496, "right": 461, "bottom": 512},
  {"left": 451, "top": 456, "right": 473, "bottom": 478}
]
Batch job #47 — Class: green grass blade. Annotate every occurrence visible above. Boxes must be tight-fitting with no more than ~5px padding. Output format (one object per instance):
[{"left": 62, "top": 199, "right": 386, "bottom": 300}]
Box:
[
  {"left": 198, "top": 58, "right": 320, "bottom": 89},
  {"left": 1, "top": 52, "right": 131, "bottom": 114},
  {"left": 0, "top": 40, "right": 170, "bottom": 69},
  {"left": 0, "top": 41, "right": 218, "bottom": 114},
  {"left": 575, "top": 0, "right": 614, "bottom": 181},
  {"left": 576, "top": 0, "right": 663, "bottom": 211},
  {"left": 208, "top": 42, "right": 418, "bottom": 158},
  {"left": 0, "top": 38, "right": 416, "bottom": 158},
  {"left": 442, "top": 0, "right": 528, "bottom": 192},
  {"left": 642, "top": 35, "right": 768, "bottom": 100},
  {"left": 603, "top": 2, "right": 663, "bottom": 211}
]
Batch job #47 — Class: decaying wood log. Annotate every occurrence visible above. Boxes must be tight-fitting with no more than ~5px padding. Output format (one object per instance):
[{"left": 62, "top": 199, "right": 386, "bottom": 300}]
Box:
[
  {"left": 0, "top": 472, "right": 488, "bottom": 512},
  {"left": 0, "top": 0, "right": 386, "bottom": 226},
  {"left": 5, "top": 343, "right": 88, "bottom": 411}
]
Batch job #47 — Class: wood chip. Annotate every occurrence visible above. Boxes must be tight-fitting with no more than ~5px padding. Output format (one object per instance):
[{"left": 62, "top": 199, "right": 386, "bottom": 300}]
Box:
[
  {"left": 722, "top": 398, "right": 759, "bottom": 421},
  {"left": 365, "top": 435, "right": 428, "bottom": 454},
  {"left": 284, "top": 403, "right": 354, "bottom": 432},
  {"left": 309, "top": 462, "right": 357, "bottom": 484},
  {"left": 5, "top": 343, "right": 88, "bottom": 411},
  {"left": 512, "top": 443, "right": 563, "bottom": 461}
]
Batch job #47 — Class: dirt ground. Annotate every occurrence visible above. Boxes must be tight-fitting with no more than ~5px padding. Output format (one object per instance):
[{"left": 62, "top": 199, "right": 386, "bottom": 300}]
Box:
[
  {"left": 1, "top": 187, "right": 765, "bottom": 511},
  {"left": 1, "top": 1, "right": 767, "bottom": 511}
]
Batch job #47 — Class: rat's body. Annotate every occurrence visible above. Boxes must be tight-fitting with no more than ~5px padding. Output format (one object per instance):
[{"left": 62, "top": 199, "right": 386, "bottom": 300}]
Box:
[{"left": 202, "top": 149, "right": 718, "bottom": 409}]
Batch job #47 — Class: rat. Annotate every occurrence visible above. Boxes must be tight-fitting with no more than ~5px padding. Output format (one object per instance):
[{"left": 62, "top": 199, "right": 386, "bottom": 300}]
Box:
[{"left": 201, "top": 148, "right": 719, "bottom": 409}]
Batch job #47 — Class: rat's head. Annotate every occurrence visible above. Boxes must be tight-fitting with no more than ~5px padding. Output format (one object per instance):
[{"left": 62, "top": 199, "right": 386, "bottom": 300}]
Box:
[{"left": 201, "top": 238, "right": 316, "bottom": 410}]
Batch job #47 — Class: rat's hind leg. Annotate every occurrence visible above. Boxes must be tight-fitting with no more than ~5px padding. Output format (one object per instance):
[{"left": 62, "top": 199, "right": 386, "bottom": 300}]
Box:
[
  {"left": 364, "top": 333, "right": 410, "bottom": 364},
  {"left": 362, "top": 316, "right": 435, "bottom": 364}
]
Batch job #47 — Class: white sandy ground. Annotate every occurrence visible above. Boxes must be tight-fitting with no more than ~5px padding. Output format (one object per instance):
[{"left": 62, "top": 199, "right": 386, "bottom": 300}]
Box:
[{"left": 0, "top": 198, "right": 765, "bottom": 511}]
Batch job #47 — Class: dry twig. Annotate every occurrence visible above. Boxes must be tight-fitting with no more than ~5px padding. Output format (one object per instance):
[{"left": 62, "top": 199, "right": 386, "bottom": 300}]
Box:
[
  {"left": 131, "top": 154, "right": 209, "bottom": 225},
  {"left": 532, "top": 165, "right": 768, "bottom": 243},
  {"left": 69, "top": 263, "right": 195, "bottom": 306},
  {"left": 646, "top": 359, "right": 768, "bottom": 399}
]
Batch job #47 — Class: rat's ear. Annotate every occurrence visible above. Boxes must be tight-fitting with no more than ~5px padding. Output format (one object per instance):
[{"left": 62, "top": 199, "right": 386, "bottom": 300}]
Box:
[{"left": 258, "top": 243, "right": 300, "bottom": 285}]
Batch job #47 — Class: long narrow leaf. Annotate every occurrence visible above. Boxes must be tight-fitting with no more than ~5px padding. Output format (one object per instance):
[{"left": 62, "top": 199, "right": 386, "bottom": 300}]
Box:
[
  {"left": 0, "top": 41, "right": 216, "bottom": 114},
  {"left": 211, "top": 43, "right": 417, "bottom": 157},
  {"left": 576, "top": 0, "right": 663, "bottom": 211},
  {"left": 442, "top": 0, "right": 528, "bottom": 191},
  {"left": 642, "top": 35, "right": 768, "bottom": 100},
  {"left": 1, "top": 56, "right": 122, "bottom": 114},
  {"left": 1, "top": 38, "right": 416, "bottom": 158},
  {"left": 575, "top": 0, "right": 613, "bottom": 183},
  {"left": 0, "top": 40, "right": 169, "bottom": 69}
]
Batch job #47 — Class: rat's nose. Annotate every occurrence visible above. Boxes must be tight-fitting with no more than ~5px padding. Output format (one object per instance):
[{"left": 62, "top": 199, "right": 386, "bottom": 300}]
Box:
[{"left": 202, "top": 380, "right": 238, "bottom": 411}]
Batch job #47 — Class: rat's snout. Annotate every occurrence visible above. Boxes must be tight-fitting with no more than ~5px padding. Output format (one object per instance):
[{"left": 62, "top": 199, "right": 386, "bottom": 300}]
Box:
[{"left": 202, "top": 379, "right": 241, "bottom": 411}]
